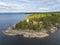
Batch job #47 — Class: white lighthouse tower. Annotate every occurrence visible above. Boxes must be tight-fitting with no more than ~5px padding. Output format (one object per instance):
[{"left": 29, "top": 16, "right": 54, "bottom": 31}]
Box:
[{"left": 26, "top": 19, "right": 29, "bottom": 23}]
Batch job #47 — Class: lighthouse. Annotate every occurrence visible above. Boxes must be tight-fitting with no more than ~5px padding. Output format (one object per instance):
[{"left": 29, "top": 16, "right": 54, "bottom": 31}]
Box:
[{"left": 26, "top": 19, "right": 29, "bottom": 23}]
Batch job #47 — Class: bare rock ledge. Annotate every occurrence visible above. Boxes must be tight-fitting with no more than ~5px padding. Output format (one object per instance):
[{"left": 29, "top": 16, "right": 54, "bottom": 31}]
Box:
[
  {"left": 3, "top": 26, "right": 57, "bottom": 38},
  {"left": 3, "top": 30, "right": 49, "bottom": 38}
]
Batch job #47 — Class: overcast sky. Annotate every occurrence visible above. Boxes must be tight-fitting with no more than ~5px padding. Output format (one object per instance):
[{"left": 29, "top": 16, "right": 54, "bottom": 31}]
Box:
[{"left": 0, "top": 0, "right": 60, "bottom": 12}]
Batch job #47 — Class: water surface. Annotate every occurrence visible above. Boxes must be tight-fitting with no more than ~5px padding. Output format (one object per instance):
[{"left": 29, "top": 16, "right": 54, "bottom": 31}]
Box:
[{"left": 0, "top": 13, "right": 60, "bottom": 45}]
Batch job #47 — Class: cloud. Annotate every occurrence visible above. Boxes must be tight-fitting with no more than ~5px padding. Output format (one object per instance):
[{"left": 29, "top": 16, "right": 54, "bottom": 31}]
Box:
[
  {"left": 0, "top": 2, "right": 7, "bottom": 6},
  {"left": 0, "top": 0, "right": 60, "bottom": 12},
  {"left": 0, "top": 2, "right": 24, "bottom": 9},
  {"left": 0, "top": 2, "right": 26, "bottom": 12},
  {"left": 12, "top": 0, "right": 60, "bottom": 3}
]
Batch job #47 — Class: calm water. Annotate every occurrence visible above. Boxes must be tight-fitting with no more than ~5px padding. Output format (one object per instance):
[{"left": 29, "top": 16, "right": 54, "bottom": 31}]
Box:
[{"left": 0, "top": 13, "right": 60, "bottom": 45}]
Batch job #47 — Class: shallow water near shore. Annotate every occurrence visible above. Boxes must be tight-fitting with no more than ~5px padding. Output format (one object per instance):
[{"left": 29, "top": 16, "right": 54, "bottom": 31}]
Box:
[{"left": 0, "top": 13, "right": 60, "bottom": 45}]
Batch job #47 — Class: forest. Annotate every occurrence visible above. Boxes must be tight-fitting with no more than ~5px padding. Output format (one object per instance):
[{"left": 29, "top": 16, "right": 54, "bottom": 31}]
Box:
[{"left": 14, "top": 12, "right": 60, "bottom": 31}]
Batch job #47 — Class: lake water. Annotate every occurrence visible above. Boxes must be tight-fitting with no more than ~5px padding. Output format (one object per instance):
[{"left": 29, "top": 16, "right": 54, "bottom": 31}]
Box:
[{"left": 0, "top": 13, "right": 60, "bottom": 45}]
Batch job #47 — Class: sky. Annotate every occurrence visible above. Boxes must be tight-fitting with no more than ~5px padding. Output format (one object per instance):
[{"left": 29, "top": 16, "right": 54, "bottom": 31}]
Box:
[{"left": 0, "top": 0, "right": 60, "bottom": 12}]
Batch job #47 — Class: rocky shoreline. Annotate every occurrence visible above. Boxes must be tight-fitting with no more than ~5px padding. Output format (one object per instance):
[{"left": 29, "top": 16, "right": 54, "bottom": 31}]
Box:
[
  {"left": 3, "top": 30, "right": 49, "bottom": 38},
  {"left": 3, "top": 26, "right": 57, "bottom": 38}
]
